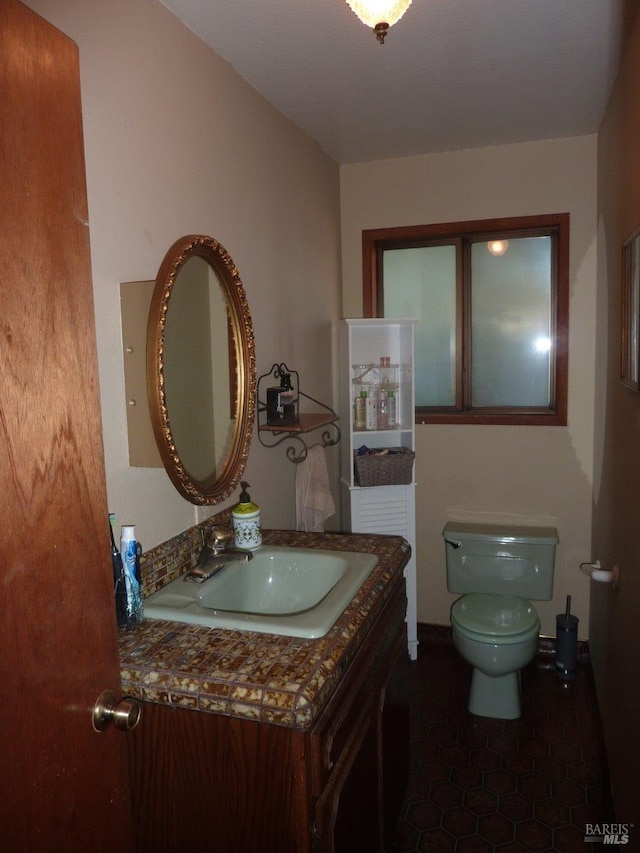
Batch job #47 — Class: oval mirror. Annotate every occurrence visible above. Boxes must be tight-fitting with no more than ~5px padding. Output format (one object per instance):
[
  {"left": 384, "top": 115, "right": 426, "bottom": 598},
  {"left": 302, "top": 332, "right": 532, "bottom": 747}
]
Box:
[{"left": 147, "top": 235, "right": 256, "bottom": 504}]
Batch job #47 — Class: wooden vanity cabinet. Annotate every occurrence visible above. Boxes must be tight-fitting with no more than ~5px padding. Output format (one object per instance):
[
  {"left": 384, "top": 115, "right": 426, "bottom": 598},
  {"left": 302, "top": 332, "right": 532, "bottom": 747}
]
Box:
[{"left": 128, "top": 575, "right": 409, "bottom": 853}]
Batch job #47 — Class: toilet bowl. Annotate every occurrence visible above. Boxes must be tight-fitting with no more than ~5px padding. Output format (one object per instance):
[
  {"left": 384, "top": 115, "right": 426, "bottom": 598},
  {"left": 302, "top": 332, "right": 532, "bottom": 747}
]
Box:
[
  {"left": 451, "top": 593, "right": 540, "bottom": 719},
  {"left": 443, "top": 521, "right": 559, "bottom": 720}
]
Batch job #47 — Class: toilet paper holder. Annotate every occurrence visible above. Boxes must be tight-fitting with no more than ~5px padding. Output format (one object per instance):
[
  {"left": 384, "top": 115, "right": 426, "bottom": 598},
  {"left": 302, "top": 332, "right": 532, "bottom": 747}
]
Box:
[{"left": 579, "top": 561, "right": 619, "bottom": 589}]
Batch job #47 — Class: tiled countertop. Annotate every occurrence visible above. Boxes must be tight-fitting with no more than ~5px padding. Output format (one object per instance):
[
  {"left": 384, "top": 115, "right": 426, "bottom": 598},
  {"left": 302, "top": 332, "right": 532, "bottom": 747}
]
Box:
[{"left": 119, "top": 529, "right": 410, "bottom": 731}]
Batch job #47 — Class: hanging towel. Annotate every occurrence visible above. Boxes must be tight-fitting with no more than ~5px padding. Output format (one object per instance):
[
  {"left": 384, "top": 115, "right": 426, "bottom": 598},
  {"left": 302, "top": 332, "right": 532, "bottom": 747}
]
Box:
[{"left": 295, "top": 444, "right": 336, "bottom": 532}]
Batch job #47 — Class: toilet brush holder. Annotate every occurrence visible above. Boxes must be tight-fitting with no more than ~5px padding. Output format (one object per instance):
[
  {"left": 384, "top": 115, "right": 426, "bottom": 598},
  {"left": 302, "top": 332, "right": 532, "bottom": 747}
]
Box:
[{"left": 556, "top": 594, "right": 579, "bottom": 679}]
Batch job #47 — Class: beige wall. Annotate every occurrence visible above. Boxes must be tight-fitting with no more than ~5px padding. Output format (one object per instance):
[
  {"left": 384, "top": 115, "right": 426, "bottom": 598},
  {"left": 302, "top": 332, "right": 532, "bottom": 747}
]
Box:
[
  {"left": 25, "top": 0, "right": 342, "bottom": 547},
  {"left": 340, "top": 136, "right": 599, "bottom": 637},
  {"left": 21, "top": 0, "right": 639, "bottom": 822},
  {"left": 592, "top": 6, "right": 640, "bottom": 824},
  {"left": 25, "top": 2, "right": 599, "bottom": 637}
]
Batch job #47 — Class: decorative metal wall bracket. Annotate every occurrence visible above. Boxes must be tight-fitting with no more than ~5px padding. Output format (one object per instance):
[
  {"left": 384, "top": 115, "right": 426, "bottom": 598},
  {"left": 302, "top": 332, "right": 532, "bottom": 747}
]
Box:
[{"left": 257, "top": 363, "right": 340, "bottom": 463}]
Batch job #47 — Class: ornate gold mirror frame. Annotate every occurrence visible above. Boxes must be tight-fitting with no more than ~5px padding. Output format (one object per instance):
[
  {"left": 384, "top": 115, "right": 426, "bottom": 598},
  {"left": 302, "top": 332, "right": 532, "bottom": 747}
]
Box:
[{"left": 147, "top": 235, "right": 256, "bottom": 504}]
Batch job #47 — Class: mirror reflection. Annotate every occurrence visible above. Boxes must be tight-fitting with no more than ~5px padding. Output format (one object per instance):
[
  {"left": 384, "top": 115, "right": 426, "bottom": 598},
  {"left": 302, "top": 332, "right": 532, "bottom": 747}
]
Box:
[
  {"left": 163, "top": 256, "right": 234, "bottom": 481},
  {"left": 147, "top": 235, "right": 255, "bottom": 505}
]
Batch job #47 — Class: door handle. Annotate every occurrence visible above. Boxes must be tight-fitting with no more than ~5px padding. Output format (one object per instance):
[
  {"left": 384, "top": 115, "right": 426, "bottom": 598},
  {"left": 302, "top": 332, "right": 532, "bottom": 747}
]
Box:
[{"left": 92, "top": 689, "right": 142, "bottom": 732}]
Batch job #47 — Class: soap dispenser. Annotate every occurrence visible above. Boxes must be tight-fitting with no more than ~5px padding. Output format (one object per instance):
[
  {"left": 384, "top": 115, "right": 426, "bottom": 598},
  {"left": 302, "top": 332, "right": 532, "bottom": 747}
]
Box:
[{"left": 232, "top": 481, "right": 262, "bottom": 550}]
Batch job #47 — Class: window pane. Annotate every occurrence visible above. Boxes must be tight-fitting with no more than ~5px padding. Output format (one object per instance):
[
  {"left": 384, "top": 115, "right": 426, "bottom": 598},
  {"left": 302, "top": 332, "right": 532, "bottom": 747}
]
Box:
[
  {"left": 384, "top": 245, "right": 457, "bottom": 407},
  {"left": 471, "top": 237, "right": 552, "bottom": 407}
]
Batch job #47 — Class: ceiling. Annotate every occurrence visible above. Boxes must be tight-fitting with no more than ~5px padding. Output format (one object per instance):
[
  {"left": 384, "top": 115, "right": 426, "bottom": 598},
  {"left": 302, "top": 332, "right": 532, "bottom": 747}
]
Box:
[{"left": 159, "top": 0, "right": 626, "bottom": 165}]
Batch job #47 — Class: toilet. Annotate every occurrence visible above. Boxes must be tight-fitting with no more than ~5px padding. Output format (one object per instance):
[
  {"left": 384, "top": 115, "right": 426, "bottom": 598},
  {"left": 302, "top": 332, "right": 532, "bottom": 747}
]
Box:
[{"left": 443, "top": 521, "right": 559, "bottom": 720}]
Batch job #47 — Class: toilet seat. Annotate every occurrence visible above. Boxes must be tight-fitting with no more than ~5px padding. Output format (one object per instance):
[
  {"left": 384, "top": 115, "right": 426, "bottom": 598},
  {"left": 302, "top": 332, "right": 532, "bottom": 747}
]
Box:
[{"left": 451, "top": 593, "right": 540, "bottom": 645}]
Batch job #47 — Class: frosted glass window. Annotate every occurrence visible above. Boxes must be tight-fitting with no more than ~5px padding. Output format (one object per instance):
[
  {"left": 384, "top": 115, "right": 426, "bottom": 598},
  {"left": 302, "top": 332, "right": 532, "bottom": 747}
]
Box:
[
  {"left": 471, "top": 237, "right": 552, "bottom": 407},
  {"left": 384, "top": 245, "right": 457, "bottom": 407},
  {"left": 364, "top": 214, "right": 569, "bottom": 425}
]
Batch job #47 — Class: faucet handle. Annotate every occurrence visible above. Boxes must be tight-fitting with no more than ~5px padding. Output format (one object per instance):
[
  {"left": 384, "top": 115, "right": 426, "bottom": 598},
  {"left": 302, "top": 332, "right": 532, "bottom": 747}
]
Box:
[{"left": 205, "top": 525, "right": 234, "bottom": 553}]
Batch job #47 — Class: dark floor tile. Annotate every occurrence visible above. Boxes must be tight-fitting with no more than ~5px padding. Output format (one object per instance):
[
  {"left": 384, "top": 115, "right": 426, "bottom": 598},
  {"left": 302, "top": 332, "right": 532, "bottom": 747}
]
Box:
[
  {"left": 564, "top": 724, "right": 598, "bottom": 748},
  {"left": 477, "top": 813, "right": 514, "bottom": 845},
  {"left": 485, "top": 769, "right": 518, "bottom": 796},
  {"left": 448, "top": 708, "right": 477, "bottom": 730},
  {"left": 405, "top": 773, "right": 431, "bottom": 802},
  {"left": 514, "top": 817, "right": 552, "bottom": 851},
  {"left": 464, "top": 788, "right": 498, "bottom": 816},
  {"left": 533, "top": 719, "right": 565, "bottom": 742},
  {"left": 455, "top": 837, "right": 493, "bottom": 853},
  {"left": 431, "top": 724, "right": 459, "bottom": 745},
  {"left": 499, "top": 793, "right": 533, "bottom": 823},
  {"left": 390, "top": 820, "right": 420, "bottom": 851},
  {"left": 441, "top": 743, "right": 473, "bottom": 767},
  {"left": 471, "top": 746, "right": 502, "bottom": 772},
  {"left": 413, "top": 738, "right": 439, "bottom": 761},
  {"left": 534, "top": 797, "right": 570, "bottom": 828},
  {"left": 552, "top": 824, "right": 588, "bottom": 853},
  {"left": 534, "top": 756, "right": 565, "bottom": 781},
  {"left": 503, "top": 719, "right": 533, "bottom": 739},
  {"left": 477, "top": 717, "right": 505, "bottom": 735},
  {"left": 549, "top": 739, "right": 581, "bottom": 764},
  {"left": 551, "top": 777, "right": 586, "bottom": 807},
  {"left": 451, "top": 764, "right": 484, "bottom": 791},
  {"left": 417, "top": 827, "right": 457, "bottom": 853},
  {"left": 442, "top": 806, "right": 478, "bottom": 838},
  {"left": 567, "top": 760, "right": 601, "bottom": 787},
  {"left": 458, "top": 727, "right": 488, "bottom": 750},
  {"left": 517, "top": 775, "right": 550, "bottom": 802},
  {"left": 430, "top": 781, "right": 464, "bottom": 810},
  {"left": 520, "top": 738, "right": 550, "bottom": 760},
  {"left": 501, "top": 752, "right": 533, "bottom": 777},
  {"left": 488, "top": 732, "right": 518, "bottom": 755},
  {"left": 406, "top": 799, "right": 441, "bottom": 829},
  {"left": 388, "top": 626, "right": 611, "bottom": 853}
]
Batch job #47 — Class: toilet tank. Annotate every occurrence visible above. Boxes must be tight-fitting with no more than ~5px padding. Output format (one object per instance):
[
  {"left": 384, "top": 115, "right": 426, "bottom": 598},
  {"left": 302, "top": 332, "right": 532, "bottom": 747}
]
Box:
[{"left": 443, "top": 522, "right": 559, "bottom": 600}]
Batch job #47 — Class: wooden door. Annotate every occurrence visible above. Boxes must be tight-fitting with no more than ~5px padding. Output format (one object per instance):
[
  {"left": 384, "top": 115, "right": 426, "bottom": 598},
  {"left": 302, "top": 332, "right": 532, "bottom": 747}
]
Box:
[{"left": 0, "top": 2, "right": 135, "bottom": 849}]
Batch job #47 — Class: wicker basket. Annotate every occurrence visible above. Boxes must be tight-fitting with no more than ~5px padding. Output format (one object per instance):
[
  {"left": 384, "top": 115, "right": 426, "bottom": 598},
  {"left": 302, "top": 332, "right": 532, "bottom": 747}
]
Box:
[{"left": 354, "top": 447, "right": 415, "bottom": 487}]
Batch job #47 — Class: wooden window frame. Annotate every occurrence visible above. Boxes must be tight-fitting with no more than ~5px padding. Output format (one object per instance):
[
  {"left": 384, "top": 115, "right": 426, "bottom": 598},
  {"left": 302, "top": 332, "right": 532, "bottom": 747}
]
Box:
[{"left": 363, "top": 214, "right": 569, "bottom": 426}]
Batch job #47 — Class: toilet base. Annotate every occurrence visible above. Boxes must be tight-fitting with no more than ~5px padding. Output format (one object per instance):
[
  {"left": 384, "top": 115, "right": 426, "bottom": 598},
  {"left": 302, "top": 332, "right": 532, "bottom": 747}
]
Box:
[{"left": 468, "top": 668, "right": 522, "bottom": 720}]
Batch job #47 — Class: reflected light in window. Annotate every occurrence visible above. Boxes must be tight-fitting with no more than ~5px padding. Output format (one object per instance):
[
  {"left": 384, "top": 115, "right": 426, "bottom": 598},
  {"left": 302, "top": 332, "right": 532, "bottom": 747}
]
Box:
[
  {"left": 487, "top": 240, "right": 509, "bottom": 256},
  {"left": 534, "top": 336, "right": 551, "bottom": 353}
]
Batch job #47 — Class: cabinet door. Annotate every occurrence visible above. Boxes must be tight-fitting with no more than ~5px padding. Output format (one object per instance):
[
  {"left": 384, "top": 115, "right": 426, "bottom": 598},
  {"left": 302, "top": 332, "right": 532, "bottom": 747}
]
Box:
[
  {"left": 128, "top": 702, "right": 301, "bottom": 853},
  {"left": 314, "top": 671, "right": 409, "bottom": 853},
  {"left": 314, "top": 703, "right": 383, "bottom": 853},
  {"left": 313, "top": 580, "right": 410, "bottom": 853},
  {"left": 333, "top": 715, "right": 382, "bottom": 853},
  {"left": 382, "top": 644, "right": 411, "bottom": 848},
  {"left": 347, "top": 484, "right": 418, "bottom": 659}
]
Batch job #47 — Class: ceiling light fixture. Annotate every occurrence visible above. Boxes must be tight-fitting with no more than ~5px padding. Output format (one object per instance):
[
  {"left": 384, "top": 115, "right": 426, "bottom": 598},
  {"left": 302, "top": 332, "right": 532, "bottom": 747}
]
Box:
[{"left": 346, "top": 0, "right": 412, "bottom": 44}]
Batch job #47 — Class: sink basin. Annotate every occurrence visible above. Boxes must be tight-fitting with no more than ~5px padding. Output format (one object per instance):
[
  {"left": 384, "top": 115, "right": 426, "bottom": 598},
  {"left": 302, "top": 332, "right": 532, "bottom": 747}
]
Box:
[{"left": 143, "top": 546, "right": 379, "bottom": 639}]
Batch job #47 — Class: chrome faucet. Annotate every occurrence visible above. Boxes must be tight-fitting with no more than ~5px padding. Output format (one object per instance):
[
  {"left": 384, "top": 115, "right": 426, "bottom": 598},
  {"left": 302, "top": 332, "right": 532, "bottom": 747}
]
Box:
[{"left": 183, "top": 525, "right": 253, "bottom": 583}]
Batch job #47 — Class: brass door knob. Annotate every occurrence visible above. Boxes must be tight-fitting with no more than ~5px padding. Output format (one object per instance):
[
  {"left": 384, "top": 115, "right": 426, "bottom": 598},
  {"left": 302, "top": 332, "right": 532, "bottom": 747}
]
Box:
[{"left": 92, "top": 689, "right": 142, "bottom": 732}]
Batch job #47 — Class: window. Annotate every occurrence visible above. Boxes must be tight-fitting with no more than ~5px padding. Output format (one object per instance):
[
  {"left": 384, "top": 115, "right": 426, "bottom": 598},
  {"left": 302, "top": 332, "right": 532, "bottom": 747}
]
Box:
[{"left": 362, "top": 214, "right": 569, "bottom": 425}]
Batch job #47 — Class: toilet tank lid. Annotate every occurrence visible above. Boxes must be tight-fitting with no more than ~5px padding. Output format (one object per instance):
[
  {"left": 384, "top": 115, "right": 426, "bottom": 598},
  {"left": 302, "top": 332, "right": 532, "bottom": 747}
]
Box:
[{"left": 443, "top": 521, "right": 559, "bottom": 545}]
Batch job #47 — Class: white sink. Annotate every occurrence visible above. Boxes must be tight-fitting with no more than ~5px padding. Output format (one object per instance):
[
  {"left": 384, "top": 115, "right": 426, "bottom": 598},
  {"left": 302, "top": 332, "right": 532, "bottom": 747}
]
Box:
[{"left": 143, "top": 546, "right": 379, "bottom": 639}]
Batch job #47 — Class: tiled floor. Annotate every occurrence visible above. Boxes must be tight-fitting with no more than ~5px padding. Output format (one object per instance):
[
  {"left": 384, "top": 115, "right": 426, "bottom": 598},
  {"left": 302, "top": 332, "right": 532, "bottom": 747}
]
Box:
[{"left": 389, "top": 625, "right": 612, "bottom": 853}]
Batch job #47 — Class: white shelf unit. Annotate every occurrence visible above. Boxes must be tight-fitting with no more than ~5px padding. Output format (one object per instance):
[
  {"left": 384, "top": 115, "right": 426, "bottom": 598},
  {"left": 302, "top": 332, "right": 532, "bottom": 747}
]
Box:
[{"left": 339, "top": 318, "right": 418, "bottom": 660}]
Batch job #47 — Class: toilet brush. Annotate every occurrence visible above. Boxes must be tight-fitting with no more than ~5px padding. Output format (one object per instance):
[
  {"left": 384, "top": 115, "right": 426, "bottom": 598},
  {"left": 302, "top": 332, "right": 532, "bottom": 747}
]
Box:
[{"left": 556, "top": 594, "right": 579, "bottom": 679}]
